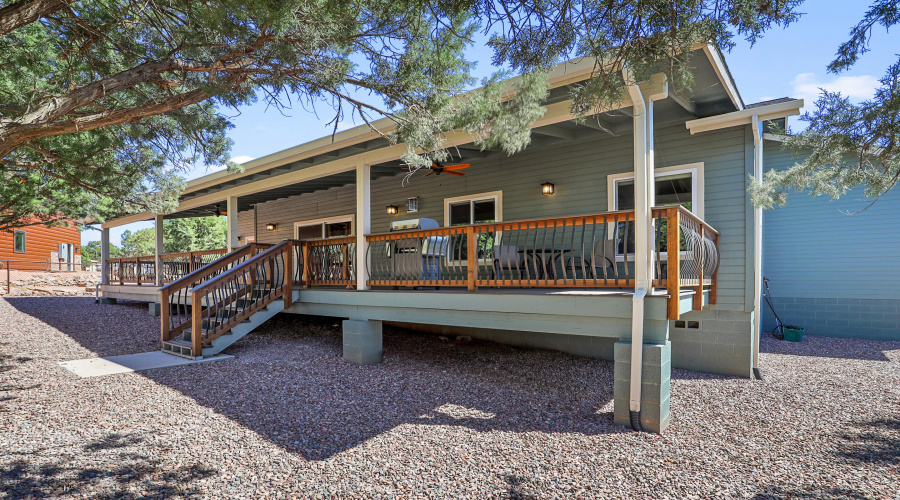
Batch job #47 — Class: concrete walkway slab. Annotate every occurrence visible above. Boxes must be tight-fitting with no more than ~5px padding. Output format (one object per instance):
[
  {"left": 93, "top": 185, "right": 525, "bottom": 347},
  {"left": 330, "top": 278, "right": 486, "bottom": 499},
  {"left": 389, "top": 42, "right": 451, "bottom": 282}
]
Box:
[{"left": 59, "top": 351, "right": 232, "bottom": 378}]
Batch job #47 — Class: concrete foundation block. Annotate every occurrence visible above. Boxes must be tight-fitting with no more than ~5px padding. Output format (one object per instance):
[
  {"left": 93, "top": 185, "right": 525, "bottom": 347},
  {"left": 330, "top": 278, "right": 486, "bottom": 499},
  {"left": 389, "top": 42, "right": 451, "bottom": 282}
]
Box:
[
  {"left": 613, "top": 341, "right": 672, "bottom": 434},
  {"left": 148, "top": 302, "right": 161, "bottom": 316},
  {"left": 343, "top": 319, "right": 382, "bottom": 365},
  {"left": 98, "top": 297, "right": 117, "bottom": 305}
]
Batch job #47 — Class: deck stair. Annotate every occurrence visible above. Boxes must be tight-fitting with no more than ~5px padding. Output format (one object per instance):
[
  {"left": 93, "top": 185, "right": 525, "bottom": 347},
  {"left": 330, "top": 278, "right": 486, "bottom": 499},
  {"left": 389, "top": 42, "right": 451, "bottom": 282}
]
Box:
[
  {"left": 159, "top": 241, "right": 303, "bottom": 359},
  {"left": 162, "top": 288, "right": 300, "bottom": 358}
]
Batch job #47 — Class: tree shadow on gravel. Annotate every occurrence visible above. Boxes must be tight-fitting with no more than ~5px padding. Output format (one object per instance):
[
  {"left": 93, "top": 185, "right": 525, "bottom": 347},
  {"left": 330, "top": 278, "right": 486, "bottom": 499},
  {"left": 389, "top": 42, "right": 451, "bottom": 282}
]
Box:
[
  {"left": 1, "top": 432, "right": 217, "bottom": 498},
  {"left": 0, "top": 347, "right": 40, "bottom": 403},
  {"left": 835, "top": 418, "right": 900, "bottom": 465},
  {"left": 140, "top": 314, "right": 626, "bottom": 460},
  {"left": 11, "top": 300, "right": 624, "bottom": 461},
  {"left": 5, "top": 297, "right": 159, "bottom": 357},
  {"left": 752, "top": 485, "right": 872, "bottom": 499},
  {"left": 759, "top": 333, "right": 900, "bottom": 362}
]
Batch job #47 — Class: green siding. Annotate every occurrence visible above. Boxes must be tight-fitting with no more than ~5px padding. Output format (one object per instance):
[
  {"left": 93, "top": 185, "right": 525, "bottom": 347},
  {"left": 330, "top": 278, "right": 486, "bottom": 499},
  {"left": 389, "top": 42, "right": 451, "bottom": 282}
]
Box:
[
  {"left": 239, "top": 122, "right": 753, "bottom": 311},
  {"left": 761, "top": 138, "right": 900, "bottom": 340}
]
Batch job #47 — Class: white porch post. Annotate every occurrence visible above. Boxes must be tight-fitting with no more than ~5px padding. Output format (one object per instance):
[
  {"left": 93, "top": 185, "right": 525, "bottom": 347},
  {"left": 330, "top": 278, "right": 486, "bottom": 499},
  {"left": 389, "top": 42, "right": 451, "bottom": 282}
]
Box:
[
  {"left": 624, "top": 71, "right": 668, "bottom": 427},
  {"left": 627, "top": 73, "right": 668, "bottom": 290},
  {"left": 226, "top": 196, "right": 239, "bottom": 251},
  {"left": 154, "top": 214, "right": 164, "bottom": 286},
  {"left": 751, "top": 116, "right": 764, "bottom": 376},
  {"left": 355, "top": 164, "right": 371, "bottom": 290},
  {"left": 100, "top": 226, "right": 110, "bottom": 285}
]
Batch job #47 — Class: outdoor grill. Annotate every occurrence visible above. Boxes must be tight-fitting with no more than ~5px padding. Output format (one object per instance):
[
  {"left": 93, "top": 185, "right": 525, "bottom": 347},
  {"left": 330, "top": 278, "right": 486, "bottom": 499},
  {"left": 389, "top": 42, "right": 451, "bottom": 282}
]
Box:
[{"left": 387, "top": 218, "right": 447, "bottom": 285}]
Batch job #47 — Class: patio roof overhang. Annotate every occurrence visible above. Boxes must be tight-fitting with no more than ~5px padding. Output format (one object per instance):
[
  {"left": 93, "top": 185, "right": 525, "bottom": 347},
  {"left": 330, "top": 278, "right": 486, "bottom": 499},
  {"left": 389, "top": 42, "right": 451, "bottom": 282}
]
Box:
[{"left": 103, "top": 44, "right": 740, "bottom": 228}]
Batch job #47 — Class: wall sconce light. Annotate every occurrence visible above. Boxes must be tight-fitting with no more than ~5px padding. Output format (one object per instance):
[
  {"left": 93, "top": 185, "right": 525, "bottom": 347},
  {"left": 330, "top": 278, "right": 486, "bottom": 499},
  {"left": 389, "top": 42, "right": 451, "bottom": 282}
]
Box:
[
  {"left": 541, "top": 181, "right": 555, "bottom": 196},
  {"left": 265, "top": 223, "right": 276, "bottom": 231},
  {"left": 386, "top": 205, "right": 399, "bottom": 216}
]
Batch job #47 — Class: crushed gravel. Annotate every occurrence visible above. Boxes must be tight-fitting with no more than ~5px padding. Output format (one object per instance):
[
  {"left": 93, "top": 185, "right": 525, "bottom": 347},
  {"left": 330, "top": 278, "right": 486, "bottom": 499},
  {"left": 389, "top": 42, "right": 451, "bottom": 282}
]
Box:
[{"left": 1, "top": 296, "right": 898, "bottom": 499}]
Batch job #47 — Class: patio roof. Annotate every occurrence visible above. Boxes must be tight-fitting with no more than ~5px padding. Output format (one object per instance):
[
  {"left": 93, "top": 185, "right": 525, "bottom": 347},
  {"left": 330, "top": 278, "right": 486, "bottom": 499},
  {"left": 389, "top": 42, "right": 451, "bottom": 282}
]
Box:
[{"left": 106, "top": 44, "right": 740, "bottom": 227}]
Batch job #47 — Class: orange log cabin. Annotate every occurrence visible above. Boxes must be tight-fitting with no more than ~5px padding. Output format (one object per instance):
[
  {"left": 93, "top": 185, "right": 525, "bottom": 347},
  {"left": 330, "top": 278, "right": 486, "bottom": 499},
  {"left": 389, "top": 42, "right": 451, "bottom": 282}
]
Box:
[{"left": 0, "top": 220, "right": 81, "bottom": 270}]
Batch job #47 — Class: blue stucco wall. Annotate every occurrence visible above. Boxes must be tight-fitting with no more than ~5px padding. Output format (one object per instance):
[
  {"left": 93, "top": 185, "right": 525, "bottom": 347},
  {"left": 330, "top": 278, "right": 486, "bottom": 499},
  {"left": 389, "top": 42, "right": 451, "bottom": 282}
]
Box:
[{"left": 761, "top": 138, "right": 900, "bottom": 340}]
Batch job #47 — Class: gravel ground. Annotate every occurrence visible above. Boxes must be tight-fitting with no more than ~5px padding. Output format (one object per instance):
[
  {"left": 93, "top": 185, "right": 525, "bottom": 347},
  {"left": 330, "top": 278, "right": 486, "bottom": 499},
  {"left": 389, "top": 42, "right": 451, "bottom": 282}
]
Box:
[{"left": 1, "top": 296, "right": 898, "bottom": 499}]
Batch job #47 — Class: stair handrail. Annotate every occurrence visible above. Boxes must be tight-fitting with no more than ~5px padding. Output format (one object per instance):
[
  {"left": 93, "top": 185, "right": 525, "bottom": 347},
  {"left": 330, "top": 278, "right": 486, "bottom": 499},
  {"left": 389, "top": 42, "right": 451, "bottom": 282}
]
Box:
[
  {"left": 159, "top": 242, "right": 273, "bottom": 344},
  {"left": 185, "top": 239, "right": 299, "bottom": 355},
  {"left": 160, "top": 243, "right": 271, "bottom": 293}
]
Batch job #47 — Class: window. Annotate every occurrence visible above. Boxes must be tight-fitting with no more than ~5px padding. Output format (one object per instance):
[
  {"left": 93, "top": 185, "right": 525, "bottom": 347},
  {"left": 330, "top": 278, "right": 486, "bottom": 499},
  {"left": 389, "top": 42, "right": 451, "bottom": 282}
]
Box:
[
  {"left": 444, "top": 191, "right": 502, "bottom": 262},
  {"left": 293, "top": 215, "right": 354, "bottom": 240},
  {"left": 444, "top": 191, "right": 502, "bottom": 226},
  {"left": 13, "top": 230, "right": 25, "bottom": 253},
  {"left": 607, "top": 163, "right": 704, "bottom": 255},
  {"left": 608, "top": 163, "right": 704, "bottom": 217}
]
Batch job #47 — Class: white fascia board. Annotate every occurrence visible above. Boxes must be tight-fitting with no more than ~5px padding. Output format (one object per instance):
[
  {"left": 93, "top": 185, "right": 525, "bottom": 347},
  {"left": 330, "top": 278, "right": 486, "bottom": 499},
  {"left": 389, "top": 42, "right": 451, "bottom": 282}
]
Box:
[
  {"left": 685, "top": 99, "right": 804, "bottom": 135},
  {"left": 763, "top": 132, "right": 790, "bottom": 143},
  {"left": 702, "top": 43, "right": 744, "bottom": 111}
]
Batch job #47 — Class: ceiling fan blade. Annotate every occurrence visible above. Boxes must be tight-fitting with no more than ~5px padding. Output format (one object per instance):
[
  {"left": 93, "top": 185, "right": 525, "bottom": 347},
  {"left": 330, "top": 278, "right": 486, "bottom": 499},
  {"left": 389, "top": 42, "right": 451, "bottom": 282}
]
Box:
[
  {"left": 423, "top": 171, "right": 434, "bottom": 176},
  {"left": 444, "top": 170, "right": 465, "bottom": 176},
  {"left": 443, "top": 164, "right": 471, "bottom": 170}
]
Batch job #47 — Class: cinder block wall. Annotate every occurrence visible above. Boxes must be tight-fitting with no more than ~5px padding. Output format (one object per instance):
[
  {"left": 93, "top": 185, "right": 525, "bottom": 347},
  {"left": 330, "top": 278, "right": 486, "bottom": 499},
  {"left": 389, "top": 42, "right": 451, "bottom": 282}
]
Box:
[
  {"left": 762, "top": 297, "right": 900, "bottom": 341},
  {"left": 670, "top": 309, "right": 752, "bottom": 377}
]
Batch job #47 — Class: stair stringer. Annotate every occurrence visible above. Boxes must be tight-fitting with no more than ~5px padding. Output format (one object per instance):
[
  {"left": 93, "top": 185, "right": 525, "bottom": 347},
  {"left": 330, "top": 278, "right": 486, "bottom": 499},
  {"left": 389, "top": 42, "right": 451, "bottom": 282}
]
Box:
[{"left": 201, "top": 289, "right": 301, "bottom": 357}]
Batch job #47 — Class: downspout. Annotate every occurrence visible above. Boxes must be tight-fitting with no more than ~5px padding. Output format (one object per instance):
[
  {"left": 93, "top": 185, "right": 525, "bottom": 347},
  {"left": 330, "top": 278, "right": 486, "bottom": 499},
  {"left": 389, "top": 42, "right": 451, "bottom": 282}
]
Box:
[
  {"left": 625, "top": 68, "right": 650, "bottom": 431},
  {"left": 751, "top": 117, "right": 764, "bottom": 380}
]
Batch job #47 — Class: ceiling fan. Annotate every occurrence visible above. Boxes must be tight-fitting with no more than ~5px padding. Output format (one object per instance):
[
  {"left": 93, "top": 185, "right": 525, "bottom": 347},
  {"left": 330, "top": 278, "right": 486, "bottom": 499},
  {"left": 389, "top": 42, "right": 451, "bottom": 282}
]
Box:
[
  {"left": 424, "top": 161, "right": 470, "bottom": 177},
  {"left": 198, "top": 203, "right": 227, "bottom": 217}
]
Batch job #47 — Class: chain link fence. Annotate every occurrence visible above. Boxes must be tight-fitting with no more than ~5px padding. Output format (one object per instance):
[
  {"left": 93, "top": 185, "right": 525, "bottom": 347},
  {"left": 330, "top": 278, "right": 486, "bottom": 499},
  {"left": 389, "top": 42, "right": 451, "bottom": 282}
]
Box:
[{"left": 0, "top": 260, "right": 101, "bottom": 297}]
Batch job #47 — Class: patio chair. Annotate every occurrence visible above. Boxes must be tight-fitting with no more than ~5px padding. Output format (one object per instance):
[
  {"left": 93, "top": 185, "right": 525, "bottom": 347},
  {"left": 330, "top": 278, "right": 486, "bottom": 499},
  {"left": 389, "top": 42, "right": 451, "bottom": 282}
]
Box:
[
  {"left": 492, "top": 244, "right": 524, "bottom": 280},
  {"left": 564, "top": 239, "right": 617, "bottom": 281}
]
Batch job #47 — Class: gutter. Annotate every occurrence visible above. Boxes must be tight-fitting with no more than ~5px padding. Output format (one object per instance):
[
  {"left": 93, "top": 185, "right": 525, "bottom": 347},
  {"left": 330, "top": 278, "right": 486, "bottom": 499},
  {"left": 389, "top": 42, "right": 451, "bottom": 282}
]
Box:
[
  {"left": 624, "top": 69, "right": 649, "bottom": 431},
  {"left": 751, "top": 116, "right": 763, "bottom": 380}
]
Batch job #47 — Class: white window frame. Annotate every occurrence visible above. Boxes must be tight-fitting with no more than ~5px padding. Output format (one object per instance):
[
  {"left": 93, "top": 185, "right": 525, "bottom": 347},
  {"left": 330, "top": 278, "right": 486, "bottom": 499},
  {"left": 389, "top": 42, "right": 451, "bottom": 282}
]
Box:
[
  {"left": 606, "top": 163, "right": 704, "bottom": 259},
  {"left": 443, "top": 191, "right": 503, "bottom": 264},
  {"left": 606, "top": 162, "right": 704, "bottom": 218},
  {"left": 293, "top": 214, "right": 355, "bottom": 240},
  {"left": 443, "top": 190, "right": 503, "bottom": 227},
  {"left": 13, "top": 230, "right": 26, "bottom": 253}
]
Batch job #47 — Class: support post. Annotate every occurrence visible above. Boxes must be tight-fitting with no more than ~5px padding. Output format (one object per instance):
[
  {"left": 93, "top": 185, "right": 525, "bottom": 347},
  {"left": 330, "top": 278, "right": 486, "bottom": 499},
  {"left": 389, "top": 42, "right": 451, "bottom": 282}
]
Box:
[
  {"left": 301, "top": 243, "right": 310, "bottom": 288},
  {"left": 191, "top": 290, "right": 203, "bottom": 358},
  {"left": 751, "top": 116, "right": 764, "bottom": 376},
  {"left": 342, "top": 319, "right": 382, "bottom": 365},
  {"left": 160, "top": 288, "right": 170, "bottom": 341},
  {"left": 466, "top": 226, "right": 477, "bottom": 291},
  {"left": 356, "top": 165, "right": 371, "bottom": 290},
  {"left": 614, "top": 341, "right": 671, "bottom": 433},
  {"left": 100, "top": 227, "right": 111, "bottom": 285},
  {"left": 284, "top": 243, "right": 293, "bottom": 309},
  {"left": 666, "top": 207, "right": 681, "bottom": 320},
  {"left": 226, "top": 195, "right": 239, "bottom": 252},
  {"left": 693, "top": 225, "right": 704, "bottom": 310},
  {"left": 155, "top": 214, "right": 164, "bottom": 286},
  {"left": 625, "top": 71, "right": 668, "bottom": 430}
]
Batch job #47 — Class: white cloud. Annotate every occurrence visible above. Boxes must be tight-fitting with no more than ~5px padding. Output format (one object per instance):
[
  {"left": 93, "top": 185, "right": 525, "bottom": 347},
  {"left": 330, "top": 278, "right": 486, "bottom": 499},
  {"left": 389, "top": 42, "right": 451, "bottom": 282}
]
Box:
[
  {"left": 790, "top": 72, "right": 879, "bottom": 111},
  {"left": 231, "top": 155, "right": 255, "bottom": 164}
]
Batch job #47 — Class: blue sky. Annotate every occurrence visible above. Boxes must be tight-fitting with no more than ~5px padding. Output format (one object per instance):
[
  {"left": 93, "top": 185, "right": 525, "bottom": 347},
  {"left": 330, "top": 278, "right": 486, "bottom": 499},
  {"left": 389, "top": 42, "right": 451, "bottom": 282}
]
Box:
[{"left": 82, "top": 0, "right": 895, "bottom": 246}]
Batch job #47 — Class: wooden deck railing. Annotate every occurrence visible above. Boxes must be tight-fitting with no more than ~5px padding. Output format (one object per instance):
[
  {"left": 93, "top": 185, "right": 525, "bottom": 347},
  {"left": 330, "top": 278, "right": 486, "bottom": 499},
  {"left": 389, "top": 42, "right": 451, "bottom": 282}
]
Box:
[
  {"left": 105, "top": 248, "right": 228, "bottom": 285},
  {"left": 364, "top": 207, "right": 718, "bottom": 318},
  {"left": 158, "top": 208, "right": 720, "bottom": 356}
]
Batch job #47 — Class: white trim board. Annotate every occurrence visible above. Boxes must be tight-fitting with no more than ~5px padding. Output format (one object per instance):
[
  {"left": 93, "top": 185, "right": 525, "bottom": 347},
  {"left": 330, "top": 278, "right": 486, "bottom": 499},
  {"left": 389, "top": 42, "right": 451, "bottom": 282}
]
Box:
[
  {"left": 685, "top": 100, "right": 803, "bottom": 135},
  {"left": 293, "top": 214, "right": 356, "bottom": 238},
  {"left": 607, "top": 162, "right": 705, "bottom": 219},
  {"left": 443, "top": 190, "right": 504, "bottom": 227}
]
